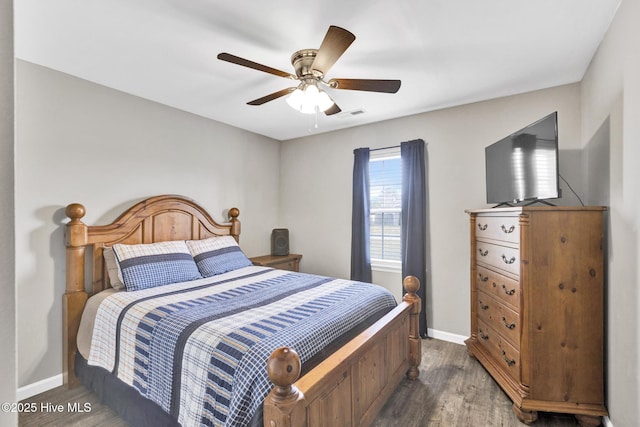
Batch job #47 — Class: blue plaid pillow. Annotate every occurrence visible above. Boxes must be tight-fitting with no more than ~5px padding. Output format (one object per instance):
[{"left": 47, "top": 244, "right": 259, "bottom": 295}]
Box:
[
  {"left": 186, "top": 236, "right": 253, "bottom": 277},
  {"left": 112, "top": 241, "right": 202, "bottom": 291}
]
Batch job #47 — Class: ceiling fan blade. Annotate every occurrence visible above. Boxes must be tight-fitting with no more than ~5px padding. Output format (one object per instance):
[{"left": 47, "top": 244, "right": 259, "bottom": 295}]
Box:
[
  {"left": 218, "top": 53, "right": 296, "bottom": 79},
  {"left": 324, "top": 103, "right": 342, "bottom": 116},
  {"left": 311, "top": 26, "right": 356, "bottom": 76},
  {"left": 328, "top": 78, "right": 401, "bottom": 93},
  {"left": 247, "top": 87, "right": 296, "bottom": 106}
]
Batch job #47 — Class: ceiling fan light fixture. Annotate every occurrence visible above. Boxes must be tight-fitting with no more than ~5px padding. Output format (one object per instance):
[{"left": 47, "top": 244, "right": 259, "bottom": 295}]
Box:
[
  {"left": 286, "top": 83, "right": 334, "bottom": 114},
  {"left": 286, "top": 87, "right": 305, "bottom": 110},
  {"left": 316, "top": 90, "right": 334, "bottom": 112}
]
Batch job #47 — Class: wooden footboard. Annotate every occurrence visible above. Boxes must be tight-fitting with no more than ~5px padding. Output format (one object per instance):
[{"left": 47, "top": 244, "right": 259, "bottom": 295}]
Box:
[{"left": 264, "top": 276, "right": 422, "bottom": 427}]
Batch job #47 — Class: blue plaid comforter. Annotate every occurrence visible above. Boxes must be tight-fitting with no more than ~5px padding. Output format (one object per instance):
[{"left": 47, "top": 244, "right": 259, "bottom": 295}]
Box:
[{"left": 87, "top": 265, "right": 397, "bottom": 426}]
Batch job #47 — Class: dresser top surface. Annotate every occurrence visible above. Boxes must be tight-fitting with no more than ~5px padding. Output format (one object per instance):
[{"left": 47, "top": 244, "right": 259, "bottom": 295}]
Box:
[{"left": 465, "top": 205, "right": 606, "bottom": 215}]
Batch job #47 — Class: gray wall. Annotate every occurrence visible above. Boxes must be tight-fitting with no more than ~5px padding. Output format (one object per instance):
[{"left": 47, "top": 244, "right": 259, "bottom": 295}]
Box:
[
  {"left": 14, "top": 60, "right": 281, "bottom": 389},
  {"left": 581, "top": 0, "right": 640, "bottom": 425},
  {"left": 280, "top": 83, "right": 583, "bottom": 337},
  {"left": 0, "top": 0, "right": 16, "bottom": 425}
]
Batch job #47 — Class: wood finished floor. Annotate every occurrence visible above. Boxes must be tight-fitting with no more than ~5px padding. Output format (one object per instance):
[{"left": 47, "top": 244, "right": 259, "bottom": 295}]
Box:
[{"left": 20, "top": 339, "right": 586, "bottom": 426}]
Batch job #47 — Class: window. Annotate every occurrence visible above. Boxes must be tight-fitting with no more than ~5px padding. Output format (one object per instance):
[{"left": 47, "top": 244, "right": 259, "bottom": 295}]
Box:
[{"left": 369, "top": 148, "right": 402, "bottom": 270}]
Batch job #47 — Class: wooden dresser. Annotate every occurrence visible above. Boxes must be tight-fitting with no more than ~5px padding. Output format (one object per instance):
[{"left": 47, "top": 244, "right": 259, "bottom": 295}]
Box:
[
  {"left": 465, "top": 206, "right": 607, "bottom": 426},
  {"left": 249, "top": 253, "right": 302, "bottom": 272}
]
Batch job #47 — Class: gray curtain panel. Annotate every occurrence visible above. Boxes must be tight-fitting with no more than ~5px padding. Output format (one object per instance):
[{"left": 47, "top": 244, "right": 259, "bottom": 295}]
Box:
[
  {"left": 401, "top": 139, "right": 428, "bottom": 338},
  {"left": 350, "top": 147, "right": 372, "bottom": 282}
]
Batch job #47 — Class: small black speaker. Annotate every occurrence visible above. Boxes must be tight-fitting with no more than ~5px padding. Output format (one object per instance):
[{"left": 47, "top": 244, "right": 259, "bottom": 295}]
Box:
[{"left": 271, "top": 228, "right": 289, "bottom": 256}]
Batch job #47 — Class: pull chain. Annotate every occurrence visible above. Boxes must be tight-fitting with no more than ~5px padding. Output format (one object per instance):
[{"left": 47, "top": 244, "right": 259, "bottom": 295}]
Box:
[{"left": 308, "top": 106, "right": 319, "bottom": 133}]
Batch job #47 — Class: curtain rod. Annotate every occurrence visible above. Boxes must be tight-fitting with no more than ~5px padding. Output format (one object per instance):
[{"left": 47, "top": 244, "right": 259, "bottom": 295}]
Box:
[
  {"left": 369, "top": 140, "right": 427, "bottom": 152},
  {"left": 369, "top": 144, "right": 400, "bottom": 152}
]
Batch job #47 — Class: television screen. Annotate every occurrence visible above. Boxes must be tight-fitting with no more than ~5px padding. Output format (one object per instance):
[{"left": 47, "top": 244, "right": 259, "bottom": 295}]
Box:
[{"left": 485, "top": 112, "right": 559, "bottom": 205}]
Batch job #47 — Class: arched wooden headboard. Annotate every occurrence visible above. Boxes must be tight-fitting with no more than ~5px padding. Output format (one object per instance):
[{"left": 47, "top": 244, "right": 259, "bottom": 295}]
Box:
[{"left": 63, "top": 194, "right": 241, "bottom": 386}]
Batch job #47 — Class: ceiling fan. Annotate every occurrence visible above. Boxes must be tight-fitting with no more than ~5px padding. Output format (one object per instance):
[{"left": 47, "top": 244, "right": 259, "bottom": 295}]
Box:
[{"left": 217, "top": 25, "right": 401, "bottom": 116}]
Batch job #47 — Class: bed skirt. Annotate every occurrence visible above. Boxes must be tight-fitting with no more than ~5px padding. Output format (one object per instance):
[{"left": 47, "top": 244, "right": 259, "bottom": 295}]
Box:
[{"left": 76, "top": 352, "right": 181, "bottom": 427}]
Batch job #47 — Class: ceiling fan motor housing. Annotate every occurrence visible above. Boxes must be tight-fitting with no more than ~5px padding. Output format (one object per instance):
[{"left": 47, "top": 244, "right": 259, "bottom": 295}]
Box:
[{"left": 291, "top": 49, "right": 323, "bottom": 79}]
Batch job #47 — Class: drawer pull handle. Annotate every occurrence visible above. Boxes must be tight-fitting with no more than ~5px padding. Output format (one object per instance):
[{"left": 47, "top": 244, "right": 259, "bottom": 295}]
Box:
[
  {"left": 478, "top": 273, "right": 489, "bottom": 282},
  {"left": 501, "top": 254, "right": 516, "bottom": 264},
  {"left": 479, "top": 249, "right": 488, "bottom": 257},
  {"left": 501, "top": 224, "right": 515, "bottom": 234},
  {"left": 479, "top": 301, "right": 489, "bottom": 310},
  {"left": 479, "top": 329, "right": 489, "bottom": 340},
  {"left": 502, "top": 284, "right": 516, "bottom": 295},
  {"left": 502, "top": 317, "right": 516, "bottom": 329},
  {"left": 501, "top": 349, "right": 516, "bottom": 367},
  {"left": 478, "top": 223, "right": 488, "bottom": 231}
]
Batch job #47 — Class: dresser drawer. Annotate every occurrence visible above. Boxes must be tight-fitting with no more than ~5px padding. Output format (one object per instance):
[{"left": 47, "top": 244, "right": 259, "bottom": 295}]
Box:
[
  {"left": 476, "top": 241, "right": 520, "bottom": 276},
  {"left": 476, "top": 265, "right": 521, "bottom": 311},
  {"left": 477, "top": 319, "right": 521, "bottom": 383},
  {"left": 475, "top": 215, "right": 520, "bottom": 244},
  {"left": 477, "top": 291, "right": 520, "bottom": 348}
]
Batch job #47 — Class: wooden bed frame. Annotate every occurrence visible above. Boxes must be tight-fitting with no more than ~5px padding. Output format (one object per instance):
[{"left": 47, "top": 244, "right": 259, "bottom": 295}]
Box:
[{"left": 64, "top": 194, "right": 422, "bottom": 427}]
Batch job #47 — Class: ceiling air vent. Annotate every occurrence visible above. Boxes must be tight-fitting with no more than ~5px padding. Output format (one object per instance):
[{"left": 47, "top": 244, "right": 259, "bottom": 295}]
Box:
[{"left": 337, "top": 108, "right": 366, "bottom": 118}]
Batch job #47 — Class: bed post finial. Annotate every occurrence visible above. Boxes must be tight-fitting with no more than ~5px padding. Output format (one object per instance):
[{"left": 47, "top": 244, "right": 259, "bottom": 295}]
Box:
[
  {"left": 264, "top": 347, "right": 306, "bottom": 427},
  {"left": 229, "top": 207, "right": 241, "bottom": 242},
  {"left": 403, "top": 275, "right": 422, "bottom": 380},
  {"left": 65, "top": 203, "right": 86, "bottom": 223}
]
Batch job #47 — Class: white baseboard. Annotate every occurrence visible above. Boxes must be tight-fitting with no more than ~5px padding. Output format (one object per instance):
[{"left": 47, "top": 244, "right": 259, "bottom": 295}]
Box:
[
  {"left": 603, "top": 416, "right": 613, "bottom": 427},
  {"left": 17, "top": 374, "right": 63, "bottom": 401},
  {"left": 427, "top": 328, "right": 468, "bottom": 345}
]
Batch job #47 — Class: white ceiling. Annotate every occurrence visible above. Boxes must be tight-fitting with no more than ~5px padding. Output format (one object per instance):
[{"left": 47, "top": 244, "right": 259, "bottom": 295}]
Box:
[{"left": 15, "top": 0, "right": 621, "bottom": 141}]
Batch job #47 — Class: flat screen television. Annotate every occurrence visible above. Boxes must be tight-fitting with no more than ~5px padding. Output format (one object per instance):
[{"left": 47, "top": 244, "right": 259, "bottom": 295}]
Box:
[{"left": 485, "top": 112, "right": 559, "bottom": 206}]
